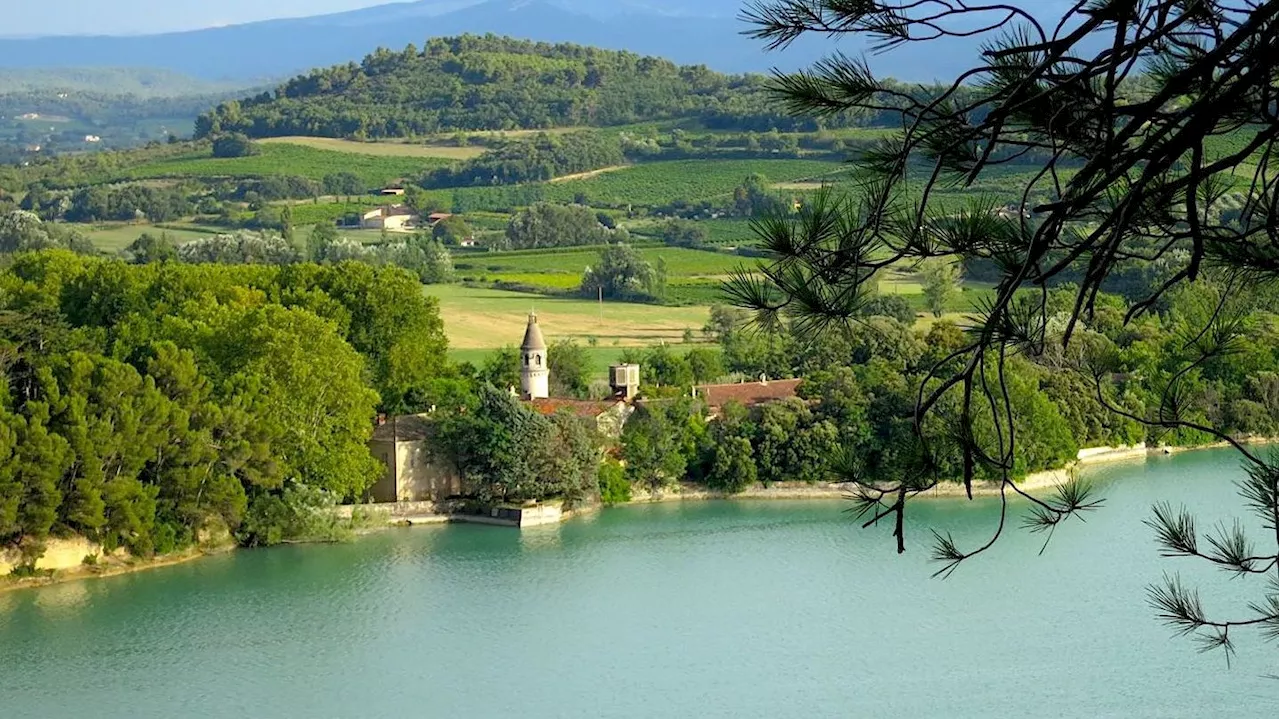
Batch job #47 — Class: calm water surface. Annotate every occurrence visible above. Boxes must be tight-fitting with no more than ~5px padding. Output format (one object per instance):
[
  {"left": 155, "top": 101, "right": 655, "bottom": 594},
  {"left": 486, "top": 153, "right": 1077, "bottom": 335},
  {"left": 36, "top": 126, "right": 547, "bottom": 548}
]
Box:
[{"left": 1, "top": 448, "right": 1277, "bottom": 718}]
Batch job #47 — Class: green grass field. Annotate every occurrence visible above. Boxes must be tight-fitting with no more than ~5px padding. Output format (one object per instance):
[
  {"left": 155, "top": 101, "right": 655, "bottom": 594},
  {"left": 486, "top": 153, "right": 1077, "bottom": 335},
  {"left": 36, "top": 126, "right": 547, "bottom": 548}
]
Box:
[
  {"left": 127, "top": 144, "right": 451, "bottom": 186},
  {"left": 79, "top": 223, "right": 222, "bottom": 252},
  {"left": 539, "top": 159, "right": 847, "bottom": 206},
  {"left": 454, "top": 245, "right": 759, "bottom": 299},
  {"left": 628, "top": 218, "right": 759, "bottom": 247},
  {"left": 427, "top": 283, "right": 710, "bottom": 350},
  {"left": 457, "top": 245, "right": 752, "bottom": 276}
]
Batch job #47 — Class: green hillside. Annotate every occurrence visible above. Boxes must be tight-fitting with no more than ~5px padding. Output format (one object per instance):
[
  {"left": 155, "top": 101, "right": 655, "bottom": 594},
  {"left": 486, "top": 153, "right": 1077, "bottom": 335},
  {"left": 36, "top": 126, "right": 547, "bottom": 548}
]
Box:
[{"left": 196, "top": 35, "right": 938, "bottom": 140}]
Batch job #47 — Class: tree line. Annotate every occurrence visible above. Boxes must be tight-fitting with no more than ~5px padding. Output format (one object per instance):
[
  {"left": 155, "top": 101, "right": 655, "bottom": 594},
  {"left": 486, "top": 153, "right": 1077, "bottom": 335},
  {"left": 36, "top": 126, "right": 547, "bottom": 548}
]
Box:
[
  {"left": 421, "top": 131, "right": 624, "bottom": 188},
  {"left": 598, "top": 276, "right": 1276, "bottom": 503}
]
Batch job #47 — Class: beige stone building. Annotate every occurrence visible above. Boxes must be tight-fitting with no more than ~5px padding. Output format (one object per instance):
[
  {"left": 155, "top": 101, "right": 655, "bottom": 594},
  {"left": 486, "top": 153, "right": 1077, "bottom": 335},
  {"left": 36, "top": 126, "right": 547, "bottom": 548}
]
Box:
[
  {"left": 360, "top": 204, "right": 419, "bottom": 231},
  {"left": 366, "top": 414, "right": 462, "bottom": 503}
]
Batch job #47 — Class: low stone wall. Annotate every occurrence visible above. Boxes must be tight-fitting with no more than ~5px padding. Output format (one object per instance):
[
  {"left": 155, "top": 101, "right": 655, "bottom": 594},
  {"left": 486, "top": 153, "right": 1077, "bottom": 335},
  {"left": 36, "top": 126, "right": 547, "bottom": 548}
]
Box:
[
  {"left": 337, "top": 499, "right": 570, "bottom": 528},
  {"left": 334, "top": 500, "right": 451, "bottom": 520},
  {"left": 481, "top": 503, "right": 565, "bottom": 527}
]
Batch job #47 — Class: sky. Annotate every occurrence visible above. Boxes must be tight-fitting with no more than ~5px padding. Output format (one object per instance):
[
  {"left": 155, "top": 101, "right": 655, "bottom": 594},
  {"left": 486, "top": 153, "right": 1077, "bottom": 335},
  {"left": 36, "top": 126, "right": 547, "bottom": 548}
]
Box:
[{"left": 2, "top": 0, "right": 410, "bottom": 37}]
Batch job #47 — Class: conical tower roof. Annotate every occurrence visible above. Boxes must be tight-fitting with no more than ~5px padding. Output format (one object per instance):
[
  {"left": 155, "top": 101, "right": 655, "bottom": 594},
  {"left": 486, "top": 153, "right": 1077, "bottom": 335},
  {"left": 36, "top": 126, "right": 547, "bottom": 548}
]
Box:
[{"left": 521, "top": 311, "right": 547, "bottom": 351}]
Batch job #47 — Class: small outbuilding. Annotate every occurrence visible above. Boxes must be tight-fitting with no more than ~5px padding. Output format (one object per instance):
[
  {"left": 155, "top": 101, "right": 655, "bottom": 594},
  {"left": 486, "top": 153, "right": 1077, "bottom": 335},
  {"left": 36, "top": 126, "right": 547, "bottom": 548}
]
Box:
[{"left": 361, "top": 204, "right": 418, "bottom": 231}]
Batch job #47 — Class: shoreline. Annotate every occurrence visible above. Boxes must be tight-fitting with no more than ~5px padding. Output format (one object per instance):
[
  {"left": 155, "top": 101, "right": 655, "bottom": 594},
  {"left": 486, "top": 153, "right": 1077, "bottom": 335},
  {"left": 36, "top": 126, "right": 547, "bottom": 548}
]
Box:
[
  {"left": 625, "top": 443, "right": 1152, "bottom": 504},
  {"left": 0, "top": 543, "right": 232, "bottom": 596},
  {"left": 1, "top": 440, "right": 1267, "bottom": 595}
]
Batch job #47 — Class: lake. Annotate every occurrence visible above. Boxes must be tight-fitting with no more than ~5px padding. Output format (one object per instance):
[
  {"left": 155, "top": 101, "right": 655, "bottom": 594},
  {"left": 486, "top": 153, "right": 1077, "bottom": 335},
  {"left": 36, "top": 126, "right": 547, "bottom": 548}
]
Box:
[{"left": 1, "top": 447, "right": 1276, "bottom": 718}]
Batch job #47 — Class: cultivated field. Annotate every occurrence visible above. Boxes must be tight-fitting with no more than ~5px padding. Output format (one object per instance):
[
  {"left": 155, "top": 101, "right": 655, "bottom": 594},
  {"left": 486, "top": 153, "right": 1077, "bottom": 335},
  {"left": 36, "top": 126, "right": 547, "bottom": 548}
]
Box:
[
  {"left": 127, "top": 143, "right": 451, "bottom": 186},
  {"left": 427, "top": 284, "right": 710, "bottom": 350},
  {"left": 539, "top": 159, "right": 848, "bottom": 206},
  {"left": 80, "top": 223, "right": 222, "bottom": 251},
  {"left": 457, "top": 245, "right": 752, "bottom": 276},
  {"left": 259, "top": 136, "right": 486, "bottom": 160}
]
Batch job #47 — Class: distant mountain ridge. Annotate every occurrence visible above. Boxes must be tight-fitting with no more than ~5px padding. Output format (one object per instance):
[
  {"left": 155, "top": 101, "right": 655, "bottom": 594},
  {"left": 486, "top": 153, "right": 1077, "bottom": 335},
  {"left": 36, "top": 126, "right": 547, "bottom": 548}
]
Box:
[
  {"left": 0, "top": 0, "right": 993, "bottom": 82},
  {"left": 0, "top": 68, "right": 248, "bottom": 97}
]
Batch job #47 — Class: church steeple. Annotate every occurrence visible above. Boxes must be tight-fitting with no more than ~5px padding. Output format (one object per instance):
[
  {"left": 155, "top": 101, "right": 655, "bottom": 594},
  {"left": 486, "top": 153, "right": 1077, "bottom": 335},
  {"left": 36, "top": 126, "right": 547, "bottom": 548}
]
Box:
[{"left": 520, "top": 312, "right": 549, "bottom": 400}]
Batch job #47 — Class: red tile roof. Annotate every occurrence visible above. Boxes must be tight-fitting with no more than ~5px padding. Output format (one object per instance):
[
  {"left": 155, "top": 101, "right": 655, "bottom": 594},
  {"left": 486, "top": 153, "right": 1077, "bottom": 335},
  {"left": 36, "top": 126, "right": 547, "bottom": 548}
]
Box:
[
  {"left": 528, "top": 398, "right": 620, "bottom": 419},
  {"left": 695, "top": 378, "right": 803, "bottom": 409}
]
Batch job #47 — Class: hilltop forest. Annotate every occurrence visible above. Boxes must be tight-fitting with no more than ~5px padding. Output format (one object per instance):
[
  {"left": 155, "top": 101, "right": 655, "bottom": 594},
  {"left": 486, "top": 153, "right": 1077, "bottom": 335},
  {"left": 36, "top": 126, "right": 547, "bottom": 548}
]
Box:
[{"left": 195, "top": 35, "right": 939, "bottom": 139}]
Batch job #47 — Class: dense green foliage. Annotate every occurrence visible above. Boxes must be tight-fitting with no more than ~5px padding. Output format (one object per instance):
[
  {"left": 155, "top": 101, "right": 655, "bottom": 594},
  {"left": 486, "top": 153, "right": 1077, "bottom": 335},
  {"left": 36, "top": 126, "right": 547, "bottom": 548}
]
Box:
[
  {"left": 599, "top": 273, "right": 1274, "bottom": 500},
  {"left": 193, "top": 35, "right": 982, "bottom": 141},
  {"left": 436, "top": 384, "right": 599, "bottom": 506},
  {"left": 538, "top": 158, "right": 836, "bottom": 208},
  {"left": 211, "top": 133, "right": 260, "bottom": 159},
  {"left": 0, "top": 210, "right": 94, "bottom": 254},
  {"left": 503, "top": 202, "right": 625, "bottom": 250},
  {"left": 196, "top": 37, "right": 772, "bottom": 139},
  {"left": 64, "top": 184, "right": 192, "bottom": 223},
  {"left": 580, "top": 243, "right": 665, "bottom": 302},
  {"left": 0, "top": 252, "right": 452, "bottom": 564},
  {"left": 126, "top": 142, "right": 446, "bottom": 186},
  {"left": 422, "top": 131, "right": 623, "bottom": 188}
]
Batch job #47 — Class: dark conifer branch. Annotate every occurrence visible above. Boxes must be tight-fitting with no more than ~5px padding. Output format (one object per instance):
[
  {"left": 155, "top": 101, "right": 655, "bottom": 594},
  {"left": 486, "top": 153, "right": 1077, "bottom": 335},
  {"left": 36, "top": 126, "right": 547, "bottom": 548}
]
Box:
[{"left": 737, "top": 0, "right": 1278, "bottom": 659}]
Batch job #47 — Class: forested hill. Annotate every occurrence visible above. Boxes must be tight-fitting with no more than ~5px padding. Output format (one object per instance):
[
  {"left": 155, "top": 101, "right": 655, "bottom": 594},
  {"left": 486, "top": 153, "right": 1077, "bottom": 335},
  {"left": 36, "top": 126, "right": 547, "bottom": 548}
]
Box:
[{"left": 196, "top": 35, "right": 891, "bottom": 139}]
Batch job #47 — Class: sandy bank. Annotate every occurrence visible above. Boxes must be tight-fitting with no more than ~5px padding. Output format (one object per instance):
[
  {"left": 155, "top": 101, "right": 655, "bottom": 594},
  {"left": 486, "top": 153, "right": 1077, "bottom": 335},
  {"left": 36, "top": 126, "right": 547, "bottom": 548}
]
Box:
[{"left": 0, "top": 541, "right": 233, "bottom": 596}]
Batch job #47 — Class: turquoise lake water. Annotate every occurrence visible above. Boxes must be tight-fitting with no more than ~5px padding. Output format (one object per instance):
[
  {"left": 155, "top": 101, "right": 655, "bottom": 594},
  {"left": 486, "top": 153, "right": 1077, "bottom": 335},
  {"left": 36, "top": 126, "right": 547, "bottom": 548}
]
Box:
[{"left": 1, "top": 447, "right": 1276, "bottom": 718}]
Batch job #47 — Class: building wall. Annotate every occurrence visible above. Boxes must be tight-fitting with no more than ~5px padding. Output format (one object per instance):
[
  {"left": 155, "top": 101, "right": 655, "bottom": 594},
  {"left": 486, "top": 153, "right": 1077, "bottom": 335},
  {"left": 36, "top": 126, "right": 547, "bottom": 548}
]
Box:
[
  {"left": 383, "top": 214, "right": 415, "bottom": 232},
  {"left": 360, "top": 213, "right": 417, "bottom": 231},
  {"left": 368, "top": 439, "right": 463, "bottom": 503},
  {"left": 595, "top": 402, "right": 634, "bottom": 439}
]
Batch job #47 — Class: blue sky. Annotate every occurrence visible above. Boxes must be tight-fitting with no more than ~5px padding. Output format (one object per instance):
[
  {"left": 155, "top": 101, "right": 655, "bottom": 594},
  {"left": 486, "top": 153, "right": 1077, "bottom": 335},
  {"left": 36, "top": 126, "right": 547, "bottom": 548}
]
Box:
[{"left": 3, "top": 0, "right": 400, "bottom": 36}]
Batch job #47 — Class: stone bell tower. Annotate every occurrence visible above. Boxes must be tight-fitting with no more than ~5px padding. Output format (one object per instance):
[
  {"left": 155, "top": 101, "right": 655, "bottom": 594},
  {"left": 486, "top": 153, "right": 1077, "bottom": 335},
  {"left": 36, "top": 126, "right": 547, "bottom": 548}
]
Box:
[{"left": 520, "top": 311, "right": 549, "bottom": 400}]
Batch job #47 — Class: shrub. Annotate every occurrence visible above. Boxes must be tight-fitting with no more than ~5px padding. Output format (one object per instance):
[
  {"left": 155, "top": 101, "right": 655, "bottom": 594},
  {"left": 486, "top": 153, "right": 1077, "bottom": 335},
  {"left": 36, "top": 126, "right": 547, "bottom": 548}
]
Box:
[
  {"left": 598, "top": 460, "right": 632, "bottom": 505},
  {"left": 237, "top": 483, "right": 354, "bottom": 547},
  {"left": 211, "top": 133, "right": 260, "bottom": 158}
]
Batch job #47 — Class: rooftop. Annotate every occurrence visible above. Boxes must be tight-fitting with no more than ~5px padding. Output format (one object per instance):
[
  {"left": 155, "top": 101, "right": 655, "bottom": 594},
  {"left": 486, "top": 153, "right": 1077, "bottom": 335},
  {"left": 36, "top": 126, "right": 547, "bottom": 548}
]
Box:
[
  {"left": 521, "top": 311, "right": 547, "bottom": 351},
  {"left": 528, "top": 398, "right": 622, "bottom": 419},
  {"left": 371, "top": 413, "right": 433, "bottom": 442},
  {"left": 695, "top": 378, "right": 804, "bottom": 409}
]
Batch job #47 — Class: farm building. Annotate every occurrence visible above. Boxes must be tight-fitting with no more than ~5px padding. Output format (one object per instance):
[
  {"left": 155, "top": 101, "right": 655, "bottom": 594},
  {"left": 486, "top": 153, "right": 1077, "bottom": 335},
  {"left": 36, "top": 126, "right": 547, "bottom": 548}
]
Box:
[{"left": 360, "top": 204, "right": 418, "bottom": 231}]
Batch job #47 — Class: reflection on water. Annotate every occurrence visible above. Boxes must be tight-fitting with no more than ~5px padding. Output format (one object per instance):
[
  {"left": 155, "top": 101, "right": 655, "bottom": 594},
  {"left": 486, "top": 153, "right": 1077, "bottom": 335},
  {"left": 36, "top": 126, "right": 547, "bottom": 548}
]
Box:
[
  {"left": 32, "top": 580, "right": 91, "bottom": 616},
  {"left": 518, "top": 524, "right": 563, "bottom": 552}
]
